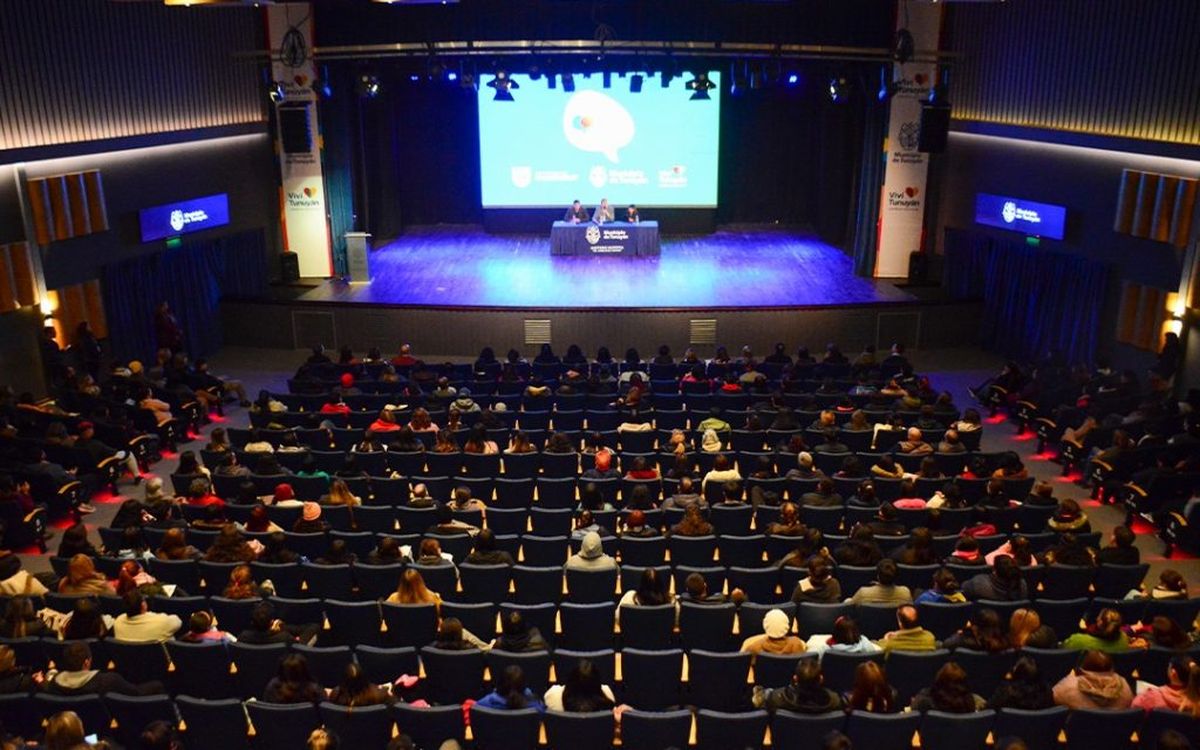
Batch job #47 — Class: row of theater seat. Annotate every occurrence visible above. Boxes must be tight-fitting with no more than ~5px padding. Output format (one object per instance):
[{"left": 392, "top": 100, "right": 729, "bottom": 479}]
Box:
[{"left": 2, "top": 647, "right": 1198, "bottom": 749}]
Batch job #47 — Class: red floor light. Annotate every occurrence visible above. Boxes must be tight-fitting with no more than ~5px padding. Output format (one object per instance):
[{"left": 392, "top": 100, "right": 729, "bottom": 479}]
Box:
[{"left": 986, "top": 414, "right": 1007, "bottom": 425}]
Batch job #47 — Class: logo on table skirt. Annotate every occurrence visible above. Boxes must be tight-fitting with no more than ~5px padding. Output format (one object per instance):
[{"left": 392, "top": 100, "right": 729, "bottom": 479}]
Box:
[
  {"left": 585, "top": 225, "right": 601, "bottom": 245},
  {"left": 511, "top": 166, "right": 532, "bottom": 188}
]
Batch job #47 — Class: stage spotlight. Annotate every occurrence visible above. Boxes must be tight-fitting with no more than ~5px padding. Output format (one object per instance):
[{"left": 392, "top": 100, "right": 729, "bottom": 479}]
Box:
[
  {"left": 447, "top": 71, "right": 458, "bottom": 82},
  {"left": 877, "top": 67, "right": 896, "bottom": 102},
  {"left": 686, "top": 72, "right": 716, "bottom": 101},
  {"left": 311, "top": 65, "right": 333, "bottom": 99},
  {"left": 561, "top": 73, "right": 575, "bottom": 92},
  {"left": 602, "top": 70, "right": 611, "bottom": 89},
  {"left": 355, "top": 74, "right": 380, "bottom": 99},
  {"left": 409, "top": 74, "right": 421, "bottom": 83},
  {"left": 785, "top": 72, "right": 800, "bottom": 87},
  {"left": 629, "top": 74, "right": 643, "bottom": 93},
  {"left": 828, "top": 76, "right": 849, "bottom": 104},
  {"left": 729, "top": 61, "right": 748, "bottom": 97},
  {"left": 487, "top": 70, "right": 518, "bottom": 101},
  {"left": 267, "top": 80, "right": 286, "bottom": 104}
]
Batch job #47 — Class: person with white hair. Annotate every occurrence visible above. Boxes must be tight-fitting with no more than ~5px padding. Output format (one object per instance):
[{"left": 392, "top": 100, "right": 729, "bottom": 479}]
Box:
[{"left": 896, "top": 427, "right": 932, "bottom": 455}]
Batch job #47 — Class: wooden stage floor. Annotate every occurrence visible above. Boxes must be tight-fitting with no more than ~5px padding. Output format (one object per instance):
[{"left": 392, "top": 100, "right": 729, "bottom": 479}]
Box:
[{"left": 295, "top": 225, "right": 913, "bottom": 310}]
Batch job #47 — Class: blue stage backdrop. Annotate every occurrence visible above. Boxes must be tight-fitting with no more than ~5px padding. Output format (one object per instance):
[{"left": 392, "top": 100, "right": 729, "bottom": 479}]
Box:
[{"left": 477, "top": 73, "right": 721, "bottom": 208}]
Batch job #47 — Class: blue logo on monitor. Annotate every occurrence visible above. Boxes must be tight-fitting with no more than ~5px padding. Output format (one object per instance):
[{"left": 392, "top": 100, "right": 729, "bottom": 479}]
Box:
[
  {"left": 976, "top": 193, "right": 1066, "bottom": 240},
  {"left": 140, "top": 194, "right": 230, "bottom": 243}
]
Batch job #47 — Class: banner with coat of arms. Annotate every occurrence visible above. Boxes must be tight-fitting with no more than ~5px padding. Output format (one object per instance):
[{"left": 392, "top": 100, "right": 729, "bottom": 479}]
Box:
[
  {"left": 874, "top": 2, "right": 943, "bottom": 278},
  {"left": 267, "top": 2, "right": 332, "bottom": 277}
]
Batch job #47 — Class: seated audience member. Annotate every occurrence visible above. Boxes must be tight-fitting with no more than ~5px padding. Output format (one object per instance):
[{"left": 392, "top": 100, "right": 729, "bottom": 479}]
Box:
[
  {"left": 702, "top": 454, "right": 741, "bottom": 490},
  {"left": 61, "top": 597, "right": 112, "bottom": 640},
  {"left": 46, "top": 641, "right": 162, "bottom": 696},
  {"left": 877, "top": 605, "right": 937, "bottom": 653},
  {"left": 433, "top": 617, "right": 486, "bottom": 651},
  {"left": 741, "top": 608, "right": 806, "bottom": 655},
  {"left": 833, "top": 525, "right": 883, "bottom": 566},
  {"left": 814, "top": 428, "right": 849, "bottom": 454},
  {"left": 58, "top": 522, "right": 100, "bottom": 559},
  {"left": 786, "top": 451, "right": 825, "bottom": 480},
  {"left": 58, "top": 554, "right": 113, "bottom": 595},
  {"left": 669, "top": 505, "right": 714, "bottom": 537},
  {"left": 621, "top": 509, "right": 657, "bottom": 538},
  {"left": 113, "top": 590, "right": 181, "bottom": 642},
  {"left": 804, "top": 615, "right": 883, "bottom": 657},
  {"left": 415, "top": 539, "right": 454, "bottom": 567},
  {"left": 871, "top": 454, "right": 905, "bottom": 479},
  {"left": 896, "top": 428, "right": 933, "bottom": 456},
  {"left": 946, "top": 536, "right": 985, "bottom": 566},
  {"left": 937, "top": 429, "right": 967, "bottom": 454},
  {"left": 1024, "top": 481, "right": 1058, "bottom": 507},
  {"left": 238, "top": 601, "right": 319, "bottom": 646},
  {"left": 365, "top": 536, "right": 405, "bottom": 566},
  {"left": 984, "top": 535, "right": 1037, "bottom": 567},
  {"left": 679, "top": 571, "right": 744, "bottom": 606},
  {"left": 765, "top": 503, "right": 804, "bottom": 536},
  {"left": 543, "top": 660, "right": 618, "bottom": 713},
  {"left": 205, "top": 524, "right": 259, "bottom": 562},
  {"left": 791, "top": 555, "right": 842, "bottom": 604},
  {"left": 565, "top": 531, "right": 617, "bottom": 571},
  {"left": 867, "top": 503, "right": 906, "bottom": 537},
  {"left": 329, "top": 662, "right": 393, "bottom": 707},
  {"left": 476, "top": 664, "right": 546, "bottom": 712},
  {"left": 962, "top": 556, "right": 1028, "bottom": 601},
  {"left": 915, "top": 567, "right": 967, "bottom": 604},
  {"left": 845, "top": 661, "right": 899, "bottom": 713},
  {"left": 848, "top": 558, "right": 913, "bottom": 606},
  {"left": 0, "top": 596, "right": 47, "bottom": 639},
  {"left": 1062, "top": 608, "right": 1132, "bottom": 653},
  {"left": 263, "top": 653, "right": 324, "bottom": 704},
  {"left": 1052, "top": 650, "right": 1133, "bottom": 709},
  {"left": 892, "top": 527, "right": 937, "bottom": 565},
  {"left": 492, "top": 611, "right": 548, "bottom": 652},
  {"left": 465, "top": 529, "right": 514, "bottom": 565},
  {"left": 1008, "top": 608, "right": 1058, "bottom": 649},
  {"left": 751, "top": 659, "right": 843, "bottom": 714},
  {"left": 291, "top": 502, "right": 331, "bottom": 535},
  {"left": 1096, "top": 525, "right": 1141, "bottom": 566},
  {"left": 1133, "top": 569, "right": 1189, "bottom": 600},
  {"left": 0, "top": 644, "right": 39, "bottom": 694},
  {"left": 571, "top": 510, "right": 609, "bottom": 541},
  {"left": 910, "top": 662, "right": 986, "bottom": 713},
  {"left": 944, "top": 608, "right": 1009, "bottom": 652},
  {"left": 989, "top": 656, "right": 1056, "bottom": 710},
  {"left": 800, "top": 478, "right": 843, "bottom": 508},
  {"left": 582, "top": 449, "right": 620, "bottom": 480},
  {"left": 618, "top": 567, "right": 672, "bottom": 610},
  {"left": 180, "top": 610, "right": 236, "bottom": 644},
  {"left": 623, "top": 485, "right": 657, "bottom": 512},
  {"left": 1043, "top": 532, "right": 1096, "bottom": 567},
  {"left": 1133, "top": 654, "right": 1195, "bottom": 711},
  {"left": 1047, "top": 498, "right": 1091, "bottom": 534}
]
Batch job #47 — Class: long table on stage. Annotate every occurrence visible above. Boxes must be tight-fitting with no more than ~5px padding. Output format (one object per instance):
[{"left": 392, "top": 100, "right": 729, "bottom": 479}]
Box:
[{"left": 550, "top": 220, "right": 660, "bottom": 257}]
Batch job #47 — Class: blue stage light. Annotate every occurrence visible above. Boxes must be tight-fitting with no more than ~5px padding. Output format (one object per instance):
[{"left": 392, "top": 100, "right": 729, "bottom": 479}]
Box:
[
  {"left": 448, "top": 72, "right": 458, "bottom": 82},
  {"left": 786, "top": 73, "right": 799, "bottom": 86}
]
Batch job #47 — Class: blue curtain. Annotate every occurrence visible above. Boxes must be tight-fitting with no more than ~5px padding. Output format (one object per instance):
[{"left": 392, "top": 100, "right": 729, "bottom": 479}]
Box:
[
  {"left": 941, "top": 226, "right": 994, "bottom": 299},
  {"left": 102, "top": 228, "right": 268, "bottom": 363},
  {"left": 319, "top": 66, "right": 358, "bottom": 278},
  {"left": 943, "top": 227, "right": 1109, "bottom": 364},
  {"left": 850, "top": 100, "right": 887, "bottom": 277}
]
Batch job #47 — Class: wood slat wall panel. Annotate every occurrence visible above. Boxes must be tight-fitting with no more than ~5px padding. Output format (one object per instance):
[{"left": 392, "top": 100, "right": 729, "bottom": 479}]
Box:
[
  {"left": 1112, "top": 169, "right": 1199, "bottom": 248},
  {"left": 26, "top": 171, "right": 110, "bottom": 244},
  {"left": 0, "top": 0, "right": 264, "bottom": 153},
  {"left": 946, "top": 0, "right": 1200, "bottom": 146}
]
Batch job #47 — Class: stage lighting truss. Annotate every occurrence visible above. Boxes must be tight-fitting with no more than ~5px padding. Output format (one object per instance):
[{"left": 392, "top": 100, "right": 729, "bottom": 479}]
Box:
[{"left": 686, "top": 72, "right": 716, "bottom": 100}]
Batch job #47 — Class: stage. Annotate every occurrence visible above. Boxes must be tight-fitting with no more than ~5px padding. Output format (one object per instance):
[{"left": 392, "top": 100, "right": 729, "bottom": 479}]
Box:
[
  {"left": 293, "top": 225, "right": 915, "bottom": 309},
  {"left": 223, "top": 224, "right": 979, "bottom": 357}
]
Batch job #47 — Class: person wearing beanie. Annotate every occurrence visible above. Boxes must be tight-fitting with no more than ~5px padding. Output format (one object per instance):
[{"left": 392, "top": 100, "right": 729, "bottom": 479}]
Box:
[
  {"left": 337, "top": 373, "right": 360, "bottom": 397},
  {"left": 292, "top": 502, "right": 328, "bottom": 534},
  {"left": 741, "top": 608, "right": 806, "bottom": 655},
  {"left": 271, "top": 483, "right": 303, "bottom": 508}
]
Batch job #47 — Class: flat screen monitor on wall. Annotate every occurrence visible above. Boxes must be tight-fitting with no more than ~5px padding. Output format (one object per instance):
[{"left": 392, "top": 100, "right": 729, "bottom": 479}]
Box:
[
  {"left": 975, "top": 192, "right": 1067, "bottom": 240},
  {"left": 477, "top": 72, "right": 721, "bottom": 208},
  {"left": 139, "top": 193, "right": 230, "bottom": 243}
]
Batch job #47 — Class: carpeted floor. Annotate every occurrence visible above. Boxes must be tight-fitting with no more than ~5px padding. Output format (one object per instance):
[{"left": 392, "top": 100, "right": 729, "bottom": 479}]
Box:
[{"left": 24, "top": 345, "right": 1195, "bottom": 596}]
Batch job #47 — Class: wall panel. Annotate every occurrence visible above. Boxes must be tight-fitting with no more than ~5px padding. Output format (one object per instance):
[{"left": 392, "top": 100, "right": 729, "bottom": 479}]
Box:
[
  {"left": 946, "top": 0, "right": 1200, "bottom": 146},
  {"left": 0, "top": 0, "right": 264, "bottom": 153}
]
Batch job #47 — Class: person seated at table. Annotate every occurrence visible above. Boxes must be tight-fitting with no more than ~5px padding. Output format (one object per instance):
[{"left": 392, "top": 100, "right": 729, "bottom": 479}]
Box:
[
  {"left": 592, "top": 197, "right": 614, "bottom": 224},
  {"left": 564, "top": 199, "right": 588, "bottom": 224},
  {"left": 625, "top": 205, "right": 640, "bottom": 223}
]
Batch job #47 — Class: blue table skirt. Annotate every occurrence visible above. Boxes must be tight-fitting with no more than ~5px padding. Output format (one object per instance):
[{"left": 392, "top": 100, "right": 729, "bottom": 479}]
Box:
[{"left": 550, "top": 221, "right": 660, "bottom": 257}]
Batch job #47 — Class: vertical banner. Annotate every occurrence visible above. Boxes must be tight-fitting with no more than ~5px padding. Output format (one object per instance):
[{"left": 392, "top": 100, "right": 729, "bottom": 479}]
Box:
[
  {"left": 875, "top": 2, "right": 943, "bottom": 278},
  {"left": 267, "top": 3, "right": 331, "bottom": 278}
]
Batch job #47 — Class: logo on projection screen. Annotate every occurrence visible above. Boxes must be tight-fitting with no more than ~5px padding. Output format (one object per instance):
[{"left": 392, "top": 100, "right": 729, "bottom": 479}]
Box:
[
  {"left": 585, "top": 225, "right": 601, "bottom": 245},
  {"left": 511, "top": 167, "right": 532, "bottom": 188},
  {"left": 563, "top": 91, "right": 635, "bottom": 164}
]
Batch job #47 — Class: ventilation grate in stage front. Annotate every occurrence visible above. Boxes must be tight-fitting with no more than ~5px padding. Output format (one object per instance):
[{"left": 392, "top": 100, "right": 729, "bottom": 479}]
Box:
[
  {"left": 524, "top": 319, "right": 551, "bottom": 345},
  {"left": 690, "top": 319, "right": 717, "bottom": 345}
]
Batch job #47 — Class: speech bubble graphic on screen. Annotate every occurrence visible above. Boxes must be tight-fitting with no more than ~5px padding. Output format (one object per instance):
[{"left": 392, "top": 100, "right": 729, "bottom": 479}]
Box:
[{"left": 563, "top": 91, "right": 635, "bottom": 164}]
